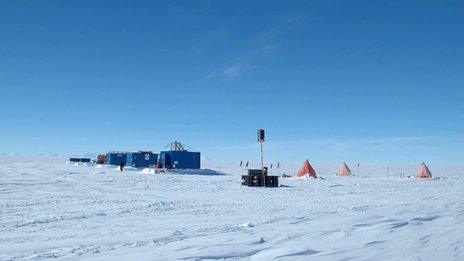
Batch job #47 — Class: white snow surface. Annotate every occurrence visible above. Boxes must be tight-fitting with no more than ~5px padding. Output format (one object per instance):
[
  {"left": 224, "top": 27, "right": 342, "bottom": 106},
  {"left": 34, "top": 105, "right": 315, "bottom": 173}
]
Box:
[{"left": 1, "top": 155, "right": 463, "bottom": 260}]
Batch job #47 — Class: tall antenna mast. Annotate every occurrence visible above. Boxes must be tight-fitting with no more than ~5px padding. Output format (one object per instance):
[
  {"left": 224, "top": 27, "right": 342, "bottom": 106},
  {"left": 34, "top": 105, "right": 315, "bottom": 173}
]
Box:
[
  {"left": 241, "top": 128, "right": 278, "bottom": 188},
  {"left": 257, "top": 129, "right": 265, "bottom": 169}
]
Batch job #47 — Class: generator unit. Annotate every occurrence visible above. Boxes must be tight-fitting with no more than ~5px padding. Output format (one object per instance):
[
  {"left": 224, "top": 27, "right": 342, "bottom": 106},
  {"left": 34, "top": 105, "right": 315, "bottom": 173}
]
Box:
[
  {"left": 241, "top": 167, "right": 279, "bottom": 187},
  {"left": 106, "top": 151, "right": 128, "bottom": 166},
  {"left": 126, "top": 151, "right": 158, "bottom": 168}
]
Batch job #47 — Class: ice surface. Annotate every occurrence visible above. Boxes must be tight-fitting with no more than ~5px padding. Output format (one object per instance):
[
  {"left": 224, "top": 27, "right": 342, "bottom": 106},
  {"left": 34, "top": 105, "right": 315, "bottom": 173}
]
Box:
[{"left": 0, "top": 155, "right": 463, "bottom": 260}]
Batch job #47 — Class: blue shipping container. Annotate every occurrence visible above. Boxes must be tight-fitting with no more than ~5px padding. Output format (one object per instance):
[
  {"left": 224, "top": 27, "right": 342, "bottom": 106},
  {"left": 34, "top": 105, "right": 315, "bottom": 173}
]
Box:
[
  {"left": 106, "top": 152, "right": 128, "bottom": 165},
  {"left": 160, "top": 151, "right": 201, "bottom": 169},
  {"left": 69, "top": 158, "right": 91, "bottom": 163},
  {"left": 126, "top": 151, "right": 158, "bottom": 168}
]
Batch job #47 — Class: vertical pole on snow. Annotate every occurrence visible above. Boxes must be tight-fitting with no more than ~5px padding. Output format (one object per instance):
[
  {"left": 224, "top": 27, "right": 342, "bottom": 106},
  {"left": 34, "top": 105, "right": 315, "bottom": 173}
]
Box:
[
  {"left": 407, "top": 154, "right": 411, "bottom": 178},
  {"left": 257, "top": 129, "right": 265, "bottom": 186}
]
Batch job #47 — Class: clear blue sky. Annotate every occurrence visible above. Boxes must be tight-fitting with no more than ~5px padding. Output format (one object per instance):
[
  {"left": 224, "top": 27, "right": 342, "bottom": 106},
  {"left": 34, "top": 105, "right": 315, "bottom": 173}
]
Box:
[{"left": 1, "top": 0, "right": 463, "bottom": 163}]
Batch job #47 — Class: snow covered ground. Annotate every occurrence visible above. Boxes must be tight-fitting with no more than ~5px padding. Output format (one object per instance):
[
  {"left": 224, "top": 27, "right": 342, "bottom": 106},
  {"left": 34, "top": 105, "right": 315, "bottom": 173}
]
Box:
[{"left": 1, "top": 155, "right": 463, "bottom": 260}]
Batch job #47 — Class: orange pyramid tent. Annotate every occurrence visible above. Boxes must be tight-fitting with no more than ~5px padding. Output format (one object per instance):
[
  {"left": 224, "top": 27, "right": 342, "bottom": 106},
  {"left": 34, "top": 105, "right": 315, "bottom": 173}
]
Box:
[
  {"left": 296, "top": 159, "right": 317, "bottom": 178},
  {"left": 336, "top": 162, "right": 351, "bottom": 176},
  {"left": 413, "top": 163, "right": 432, "bottom": 179}
]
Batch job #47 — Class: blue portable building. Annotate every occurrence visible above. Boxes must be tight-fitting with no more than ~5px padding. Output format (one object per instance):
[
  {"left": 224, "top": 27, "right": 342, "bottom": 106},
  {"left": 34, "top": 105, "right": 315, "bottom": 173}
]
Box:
[
  {"left": 126, "top": 151, "right": 158, "bottom": 168},
  {"left": 159, "top": 150, "right": 201, "bottom": 169},
  {"left": 106, "top": 151, "right": 128, "bottom": 165},
  {"left": 69, "top": 157, "right": 91, "bottom": 163}
]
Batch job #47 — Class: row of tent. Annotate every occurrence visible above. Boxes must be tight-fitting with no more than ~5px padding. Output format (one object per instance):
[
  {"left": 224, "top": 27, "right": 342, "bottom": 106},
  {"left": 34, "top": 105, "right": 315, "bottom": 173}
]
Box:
[{"left": 295, "top": 159, "right": 433, "bottom": 179}]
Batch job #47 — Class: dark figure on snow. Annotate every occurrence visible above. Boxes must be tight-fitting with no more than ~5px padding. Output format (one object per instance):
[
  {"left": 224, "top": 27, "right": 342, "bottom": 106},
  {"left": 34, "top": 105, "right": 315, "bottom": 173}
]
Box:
[{"left": 119, "top": 161, "right": 125, "bottom": 171}]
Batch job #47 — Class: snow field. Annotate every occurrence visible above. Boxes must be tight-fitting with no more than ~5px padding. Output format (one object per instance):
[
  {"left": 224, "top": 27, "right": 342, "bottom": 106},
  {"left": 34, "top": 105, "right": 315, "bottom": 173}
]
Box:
[{"left": 0, "top": 156, "right": 463, "bottom": 260}]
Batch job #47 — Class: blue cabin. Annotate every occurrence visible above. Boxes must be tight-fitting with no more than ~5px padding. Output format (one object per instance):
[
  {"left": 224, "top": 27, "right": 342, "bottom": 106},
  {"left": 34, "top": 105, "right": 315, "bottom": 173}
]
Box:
[
  {"left": 126, "top": 151, "right": 158, "bottom": 168},
  {"left": 106, "top": 151, "right": 128, "bottom": 165},
  {"left": 159, "top": 150, "right": 201, "bottom": 169},
  {"left": 69, "top": 157, "right": 91, "bottom": 163}
]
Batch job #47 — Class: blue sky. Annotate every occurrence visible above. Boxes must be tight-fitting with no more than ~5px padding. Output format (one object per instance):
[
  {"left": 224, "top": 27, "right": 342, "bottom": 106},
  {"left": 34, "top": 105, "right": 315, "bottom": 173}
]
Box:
[{"left": 0, "top": 0, "right": 463, "bottom": 163}]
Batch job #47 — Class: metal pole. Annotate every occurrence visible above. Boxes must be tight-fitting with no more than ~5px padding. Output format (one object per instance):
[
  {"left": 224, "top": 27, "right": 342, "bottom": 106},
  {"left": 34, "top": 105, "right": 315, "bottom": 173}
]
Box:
[
  {"left": 261, "top": 141, "right": 265, "bottom": 186},
  {"left": 407, "top": 154, "right": 411, "bottom": 177}
]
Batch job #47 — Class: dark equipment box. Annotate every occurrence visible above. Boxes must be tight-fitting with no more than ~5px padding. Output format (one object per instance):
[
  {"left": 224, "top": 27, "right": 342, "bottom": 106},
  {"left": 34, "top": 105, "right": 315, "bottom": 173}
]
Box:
[
  {"left": 241, "top": 174, "right": 279, "bottom": 187},
  {"left": 247, "top": 168, "right": 268, "bottom": 176}
]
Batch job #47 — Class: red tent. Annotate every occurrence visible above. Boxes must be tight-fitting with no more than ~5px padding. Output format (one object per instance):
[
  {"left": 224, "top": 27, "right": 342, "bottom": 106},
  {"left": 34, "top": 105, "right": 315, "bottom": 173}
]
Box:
[
  {"left": 337, "top": 162, "right": 351, "bottom": 176},
  {"left": 414, "top": 163, "right": 432, "bottom": 179},
  {"left": 296, "top": 159, "right": 317, "bottom": 178}
]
